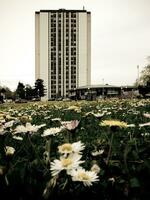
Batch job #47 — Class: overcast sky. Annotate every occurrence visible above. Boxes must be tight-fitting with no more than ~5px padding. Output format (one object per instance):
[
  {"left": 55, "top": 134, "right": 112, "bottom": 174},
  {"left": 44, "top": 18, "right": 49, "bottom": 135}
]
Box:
[{"left": 0, "top": 0, "right": 150, "bottom": 90}]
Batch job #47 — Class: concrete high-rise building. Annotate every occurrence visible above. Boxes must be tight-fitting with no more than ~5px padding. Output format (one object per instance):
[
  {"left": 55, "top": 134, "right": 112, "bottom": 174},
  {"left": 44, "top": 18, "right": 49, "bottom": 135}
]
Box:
[{"left": 35, "top": 9, "right": 91, "bottom": 100}]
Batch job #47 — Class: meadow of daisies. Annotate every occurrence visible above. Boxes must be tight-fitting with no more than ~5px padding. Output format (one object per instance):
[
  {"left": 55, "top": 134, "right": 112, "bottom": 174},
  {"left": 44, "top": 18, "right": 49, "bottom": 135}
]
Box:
[{"left": 0, "top": 99, "right": 150, "bottom": 199}]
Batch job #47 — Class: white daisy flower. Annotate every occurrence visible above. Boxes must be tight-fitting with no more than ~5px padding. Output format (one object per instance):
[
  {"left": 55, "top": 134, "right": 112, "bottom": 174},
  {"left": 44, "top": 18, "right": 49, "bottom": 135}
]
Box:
[
  {"left": 41, "top": 126, "right": 64, "bottom": 137},
  {"left": 14, "top": 123, "right": 45, "bottom": 134},
  {"left": 5, "top": 146, "right": 15, "bottom": 156},
  {"left": 61, "top": 120, "right": 80, "bottom": 130},
  {"left": 72, "top": 141, "right": 85, "bottom": 153},
  {"left": 143, "top": 113, "right": 150, "bottom": 118},
  {"left": 13, "top": 136, "right": 23, "bottom": 141},
  {"left": 139, "top": 122, "right": 150, "bottom": 127},
  {"left": 25, "top": 123, "right": 42, "bottom": 132},
  {"left": 58, "top": 143, "right": 73, "bottom": 155},
  {"left": 108, "top": 177, "right": 115, "bottom": 183},
  {"left": 84, "top": 112, "right": 94, "bottom": 116},
  {"left": 51, "top": 118, "right": 61, "bottom": 121},
  {"left": 71, "top": 168, "right": 99, "bottom": 186},
  {"left": 127, "top": 124, "right": 135, "bottom": 127},
  {"left": 0, "top": 119, "right": 5, "bottom": 123},
  {"left": 91, "top": 164, "right": 101, "bottom": 174},
  {"left": 108, "top": 177, "right": 115, "bottom": 185},
  {"left": 58, "top": 141, "right": 85, "bottom": 155},
  {"left": 50, "top": 154, "right": 84, "bottom": 176},
  {"left": 14, "top": 125, "right": 27, "bottom": 133},
  {"left": 37, "top": 124, "right": 46, "bottom": 128},
  {"left": 4, "top": 120, "right": 14, "bottom": 128},
  {"left": 66, "top": 106, "right": 81, "bottom": 112},
  {"left": 93, "top": 113, "right": 104, "bottom": 118},
  {"left": 91, "top": 150, "right": 104, "bottom": 156},
  {"left": 141, "top": 132, "right": 150, "bottom": 136}
]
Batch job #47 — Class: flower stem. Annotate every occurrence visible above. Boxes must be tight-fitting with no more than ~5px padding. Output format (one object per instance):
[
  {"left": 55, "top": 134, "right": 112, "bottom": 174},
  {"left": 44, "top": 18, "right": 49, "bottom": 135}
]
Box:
[
  {"left": 106, "top": 132, "right": 114, "bottom": 165},
  {"left": 47, "top": 137, "right": 51, "bottom": 164}
]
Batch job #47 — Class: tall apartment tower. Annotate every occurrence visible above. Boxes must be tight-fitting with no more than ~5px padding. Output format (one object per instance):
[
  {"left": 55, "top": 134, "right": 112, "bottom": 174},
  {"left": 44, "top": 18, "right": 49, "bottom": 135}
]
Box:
[{"left": 35, "top": 9, "right": 91, "bottom": 100}]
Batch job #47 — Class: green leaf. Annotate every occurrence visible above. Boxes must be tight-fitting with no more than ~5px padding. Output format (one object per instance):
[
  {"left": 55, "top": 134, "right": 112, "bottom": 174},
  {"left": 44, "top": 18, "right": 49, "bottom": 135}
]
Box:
[
  {"left": 130, "top": 177, "right": 140, "bottom": 188},
  {"left": 118, "top": 179, "right": 125, "bottom": 184}
]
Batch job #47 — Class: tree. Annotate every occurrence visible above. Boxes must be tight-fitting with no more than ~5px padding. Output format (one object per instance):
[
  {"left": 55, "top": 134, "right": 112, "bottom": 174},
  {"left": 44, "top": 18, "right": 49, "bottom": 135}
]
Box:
[
  {"left": 136, "top": 64, "right": 150, "bottom": 97},
  {"left": 34, "top": 79, "right": 46, "bottom": 99},
  {"left": 16, "top": 82, "right": 25, "bottom": 99},
  {"left": 25, "top": 84, "right": 34, "bottom": 100},
  {"left": 138, "top": 64, "right": 150, "bottom": 86},
  {"left": 0, "top": 88, "right": 6, "bottom": 94},
  {"left": 0, "top": 88, "right": 6, "bottom": 103},
  {"left": 4, "top": 87, "right": 13, "bottom": 99},
  {"left": 0, "top": 86, "right": 15, "bottom": 101}
]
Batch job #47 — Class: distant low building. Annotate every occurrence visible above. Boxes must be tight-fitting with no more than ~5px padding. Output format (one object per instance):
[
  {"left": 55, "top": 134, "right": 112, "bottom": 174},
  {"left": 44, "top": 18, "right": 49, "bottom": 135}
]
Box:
[
  {"left": 69, "top": 84, "right": 122, "bottom": 100},
  {"left": 121, "top": 85, "right": 139, "bottom": 98},
  {"left": 68, "top": 84, "right": 140, "bottom": 100}
]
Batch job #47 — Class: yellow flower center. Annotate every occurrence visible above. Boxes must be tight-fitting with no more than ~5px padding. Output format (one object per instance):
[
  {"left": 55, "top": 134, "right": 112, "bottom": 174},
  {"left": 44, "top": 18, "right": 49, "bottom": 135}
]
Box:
[
  {"left": 62, "top": 158, "right": 72, "bottom": 167},
  {"left": 61, "top": 144, "right": 72, "bottom": 152},
  {"left": 78, "top": 172, "right": 89, "bottom": 181}
]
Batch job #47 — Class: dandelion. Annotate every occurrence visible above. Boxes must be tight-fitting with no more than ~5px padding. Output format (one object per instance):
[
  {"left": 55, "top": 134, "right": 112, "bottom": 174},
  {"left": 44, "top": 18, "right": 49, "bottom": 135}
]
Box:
[{"left": 100, "top": 120, "right": 127, "bottom": 128}]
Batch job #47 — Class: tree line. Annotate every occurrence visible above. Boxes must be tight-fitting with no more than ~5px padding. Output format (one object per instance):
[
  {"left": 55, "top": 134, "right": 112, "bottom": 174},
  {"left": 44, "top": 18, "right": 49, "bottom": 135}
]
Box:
[
  {"left": 1, "top": 63, "right": 150, "bottom": 102},
  {"left": 0, "top": 79, "right": 46, "bottom": 102},
  {"left": 136, "top": 64, "right": 150, "bottom": 97}
]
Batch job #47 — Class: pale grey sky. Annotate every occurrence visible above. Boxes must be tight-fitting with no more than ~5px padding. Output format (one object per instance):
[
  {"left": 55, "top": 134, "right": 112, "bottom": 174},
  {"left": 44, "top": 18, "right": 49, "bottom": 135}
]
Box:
[{"left": 0, "top": 0, "right": 150, "bottom": 90}]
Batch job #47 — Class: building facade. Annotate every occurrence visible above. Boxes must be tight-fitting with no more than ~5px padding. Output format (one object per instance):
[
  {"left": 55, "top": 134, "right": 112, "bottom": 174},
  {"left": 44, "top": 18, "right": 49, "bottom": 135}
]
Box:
[
  {"left": 69, "top": 84, "right": 122, "bottom": 100},
  {"left": 35, "top": 9, "right": 91, "bottom": 100}
]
